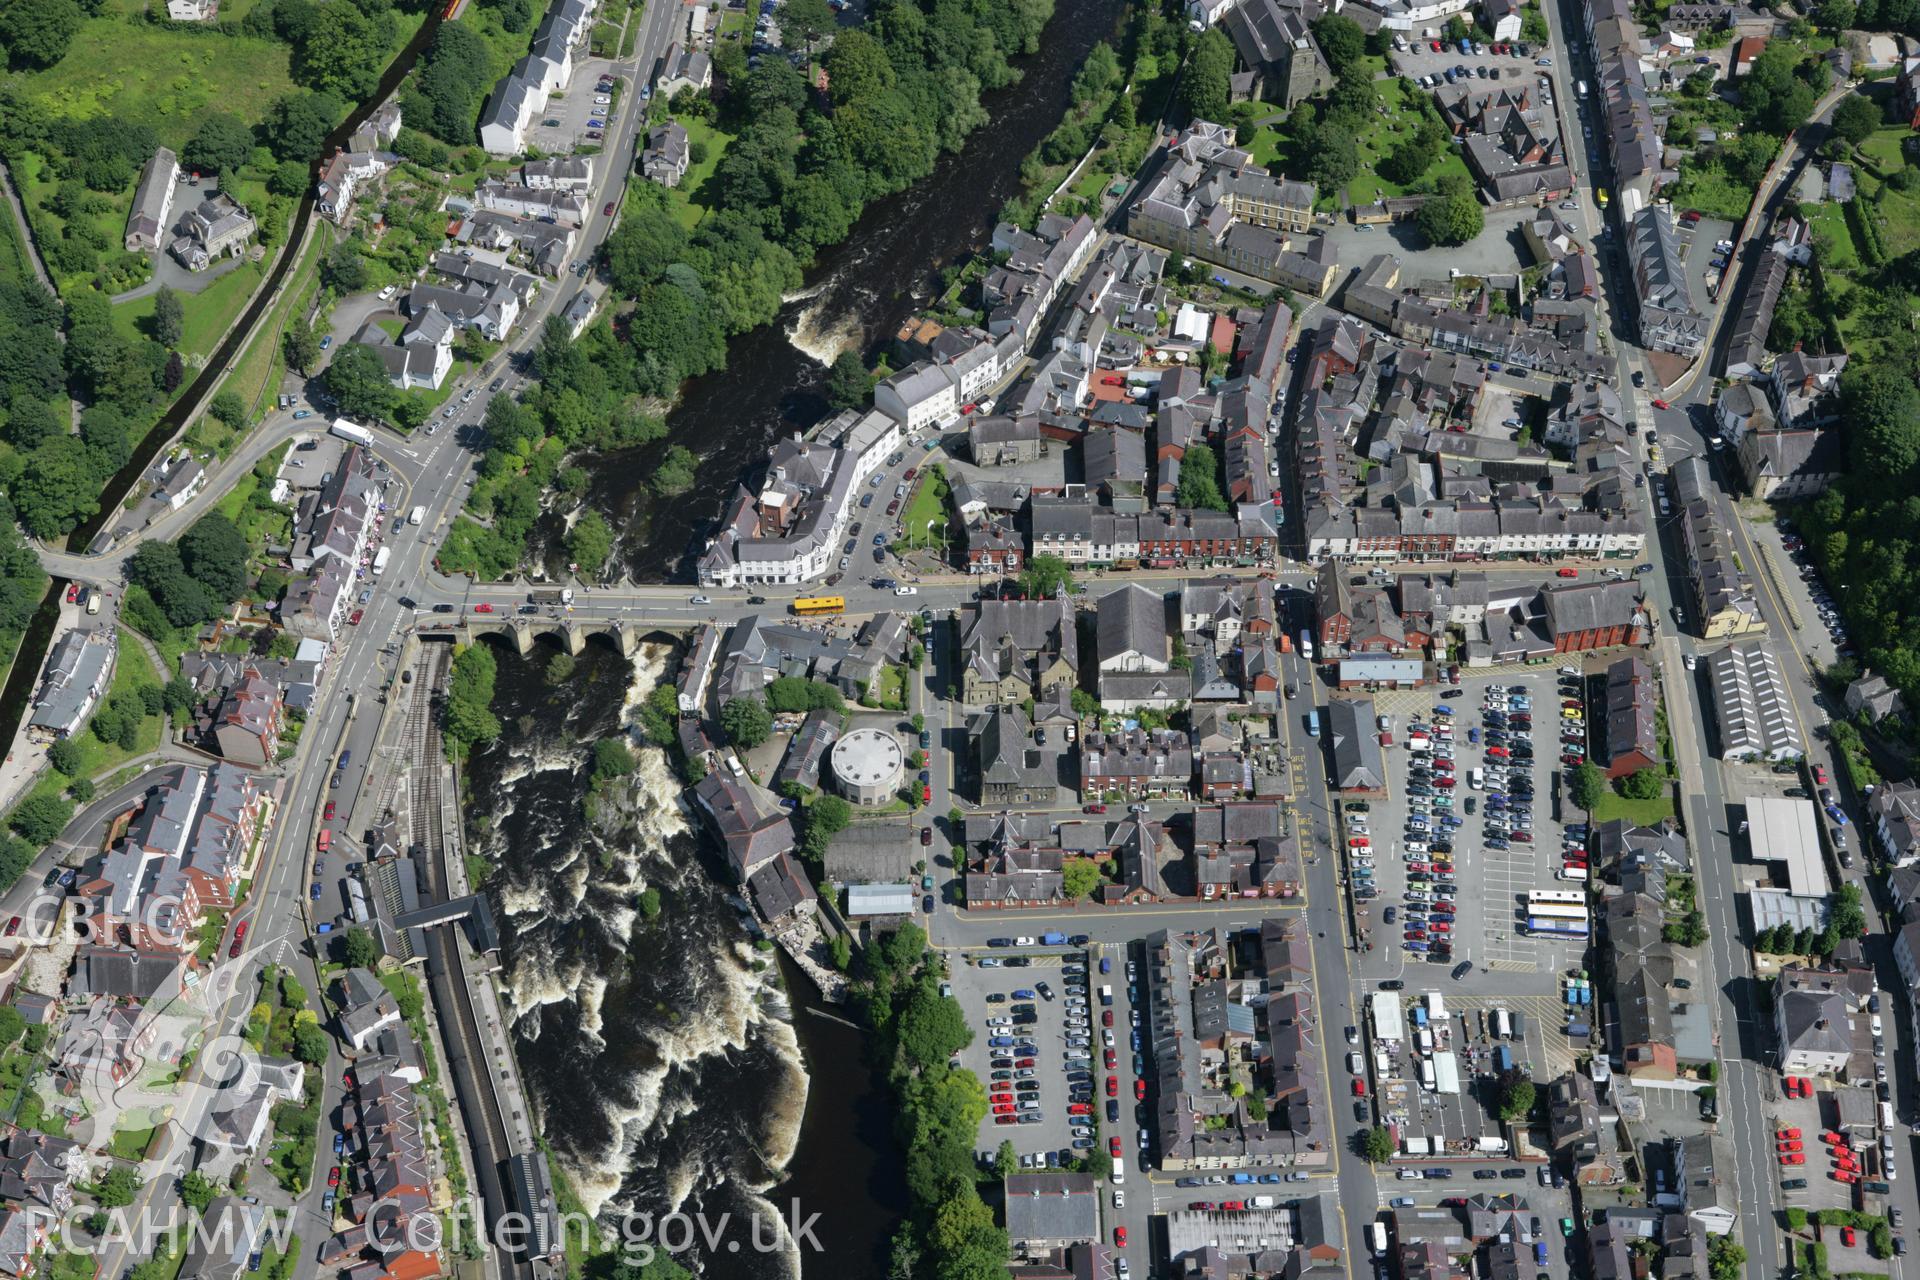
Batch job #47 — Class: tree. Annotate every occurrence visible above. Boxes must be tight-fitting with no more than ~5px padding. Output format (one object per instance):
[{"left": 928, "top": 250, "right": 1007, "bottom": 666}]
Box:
[
  {"left": 994, "top": 1139, "right": 1018, "bottom": 1179},
  {"left": 638, "top": 887, "right": 663, "bottom": 919},
  {"left": 209, "top": 390, "right": 247, "bottom": 428},
  {"left": 183, "top": 113, "right": 255, "bottom": 177},
  {"left": 1298, "top": 121, "right": 1359, "bottom": 190},
  {"left": 810, "top": 793, "right": 852, "bottom": 836},
  {"left": 1361, "top": 1126, "right": 1395, "bottom": 1162},
  {"left": 262, "top": 91, "right": 347, "bottom": 163},
  {"left": 1707, "top": 1236, "right": 1746, "bottom": 1280},
  {"left": 1843, "top": 363, "right": 1920, "bottom": 487},
  {"left": 9, "top": 792, "right": 72, "bottom": 845},
  {"left": 567, "top": 510, "right": 614, "bottom": 577},
  {"left": 47, "top": 737, "right": 80, "bottom": 777},
  {"left": 1814, "top": 0, "right": 1857, "bottom": 34},
  {"left": 295, "top": 0, "right": 387, "bottom": 99},
  {"left": 780, "top": 0, "right": 834, "bottom": 51},
  {"left": 180, "top": 513, "right": 250, "bottom": 604},
  {"left": 720, "top": 696, "right": 771, "bottom": 749},
  {"left": 341, "top": 927, "right": 378, "bottom": 969},
  {"left": 1062, "top": 860, "right": 1102, "bottom": 900},
  {"left": 1019, "top": 553, "right": 1075, "bottom": 599},
  {"left": 290, "top": 1021, "right": 329, "bottom": 1065},
  {"left": 896, "top": 976, "right": 971, "bottom": 1070},
  {"left": 1620, "top": 767, "right": 1665, "bottom": 800},
  {"left": 1496, "top": 1073, "right": 1536, "bottom": 1121},
  {"left": 97, "top": 1166, "right": 139, "bottom": 1209},
  {"left": 0, "top": 0, "right": 82, "bottom": 69},
  {"left": 1176, "top": 443, "right": 1227, "bottom": 511},
  {"left": 825, "top": 350, "right": 873, "bottom": 410},
  {"left": 1312, "top": 14, "right": 1367, "bottom": 76},
  {"left": 1832, "top": 93, "right": 1881, "bottom": 146},
  {"left": 1417, "top": 193, "right": 1485, "bottom": 246},
  {"left": 593, "top": 738, "right": 637, "bottom": 781},
  {"left": 445, "top": 645, "right": 501, "bottom": 755},
  {"left": 324, "top": 343, "right": 397, "bottom": 423},
  {"left": 1180, "top": 28, "right": 1235, "bottom": 123},
  {"left": 283, "top": 318, "right": 322, "bottom": 375},
  {"left": 1570, "top": 761, "right": 1606, "bottom": 810},
  {"left": 151, "top": 286, "right": 184, "bottom": 349}
]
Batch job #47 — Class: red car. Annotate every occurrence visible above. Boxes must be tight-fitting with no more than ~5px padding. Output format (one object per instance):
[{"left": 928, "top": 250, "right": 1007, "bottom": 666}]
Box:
[
  {"left": 1352, "top": 1078, "right": 1367, "bottom": 1097},
  {"left": 1433, "top": 759, "right": 1454, "bottom": 772},
  {"left": 1110, "top": 1137, "right": 1123, "bottom": 1158},
  {"left": 1487, "top": 746, "right": 1510, "bottom": 758},
  {"left": 886, "top": 500, "right": 900, "bottom": 515},
  {"left": 1015, "top": 1058, "right": 1034, "bottom": 1068},
  {"left": 348, "top": 608, "right": 364, "bottom": 626},
  {"left": 1430, "top": 38, "right": 1442, "bottom": 49},
  {"left": 1778, "top": 1140, "right": 1803, "bottom": 1152},
  {"left": 328, "top": 1166, "right": 342, "bottom": 1187},
  {"left": 1105, "top": 1049, "right": 1118, "bottom": 1068},
  {"left": 1822, "top": 1130, "right": 1846, "bottom": 1144},
  {"left": 1778, "top": 1127, "right": 1803, "bottom": 1140},
  {"left": 474, "top": 603, "right": 494, "bottom": 613},
  {"left": 1812, "top": 765, "right": 1828, "bottom": 785},
  {"left": 1556, "top": 567, "right": 1578, "bottom": 578},
  {"left": 1114, "top": 1227, "right": 1127, "bottom": 1248},
  {"left": 1107, "top": 1076, "right": 1118, "bottom": 1096},
  {"left": 604, "top": 202, "right": 615, "bottom": 217},
  {"left": 1780, "top": 1152, "right": 1805, "bottom": 1165},
  {"left": 1843, "top": 1227, "right": 1858, "bottom": 1248},
  {"left": 904, "top": 467, "right": 918, "bottom": 480},
  {"left": 324, "top": 801, "right": 337, "bottom": 820},
  {"left": 1134, "top": 1078, "right": 1146, "bottom": 1099},
  {"left": 227, "top": 920, "right": 248, "bottom": 958},
  {"left": 1787, "top": 1077, "right": 1812, "bottom": 1098},
  {"left": 1435, "top": 776, "right": 1456, "bottom": 788},
  {"left": 1221, "top": 1200, "right": 1246, "bottom": 1212},
  {"left": 1349, "top": 837, "right": 1371, "bottom": 849},
  {"left": 1103, "top": 1010, "right": 1114, "bottom": 1027},
  {"left": 994, "top": 1114, "right": 1017, "bottom": 1124},
  {"left": 1408, "top": 862, "right": 1430, "bottom": 873},
  {"left": 1068, "top": 1103, "right": 1091, "bottom": 1116},
  {"left": 1084, "top": 804, "right": 1108, "bottom": 814},
  {"left": 2, "top": 918, "right": 17, "bottom": 938},
  {"left": 991, "top": 1092, "right": 1013, "bottom": 1103},
  {"left": 1563, "top": 753, "right": 1586, "bottom": 765},
  {"left": 1431, "top": 922, "right": 1452, "bottom": 932},
  {"left": 63, "top": 584, "right": 77, "bottom": 603},
  {"left": 1652, "top": 398, "right": 1670, "bottom": 410},
  {"left": 1836, "top": 1171, "right": 1858, "bottom": 1184},
  {"left": 992, "top": 1105, "right": 1015, "bottom": 1115},
  {"left": 1681, "top": 210, "right": 1702, "bottom": 223},
  {"left": 1190, "top": 1201, "right": 1216, "bottom": 1211}
]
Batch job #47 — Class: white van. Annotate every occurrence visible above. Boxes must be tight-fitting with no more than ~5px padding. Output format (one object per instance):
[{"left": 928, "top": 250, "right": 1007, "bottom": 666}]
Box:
[
  {"left": 1419, "top": 1060, "right": 1437, "bottom": 1090},
  {"left": 1559, "top": 866, "right": 1589, "bottom": 882},
  {"left": 1470, "top": 767, "right": 1485, "bottom": 789},
  {"left": 1882, "top": 1101, "right": 1897, "bottom": 1130},
  {"left": 1370, "top": 1223, "right": 1389, "bottom": 1256}
]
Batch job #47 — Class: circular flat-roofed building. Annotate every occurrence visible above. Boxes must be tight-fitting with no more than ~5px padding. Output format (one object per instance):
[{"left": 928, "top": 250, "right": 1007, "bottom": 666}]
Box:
[{"left": 831, "top": 727, "right": 905, "bottom": 806}]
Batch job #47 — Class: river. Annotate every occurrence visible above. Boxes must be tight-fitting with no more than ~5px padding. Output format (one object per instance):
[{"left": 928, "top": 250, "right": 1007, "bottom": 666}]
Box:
[
  {"left": 575, "top": 0, "right": 1128, "bottom": 582},
  {"left": 473, "top": 1, "right": 1127, "bottom": 1273}
]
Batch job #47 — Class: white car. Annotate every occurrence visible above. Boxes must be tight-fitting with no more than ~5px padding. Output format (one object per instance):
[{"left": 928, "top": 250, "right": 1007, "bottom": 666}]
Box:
[
  {"left": 594, "top": 94, "right": 612, "bottom": 104},
  {"left": 894, "top": 586, "right": 918, "bottom": 596},
  {"left": 689, "top": 595, "right": 712, "bottom": 605},
  {"left": 1112, "top": 1190, "right": 1125, "bottom": 1209},
  {"left": 1015, "top": 935, "right": 1037, "bottom": 946}
]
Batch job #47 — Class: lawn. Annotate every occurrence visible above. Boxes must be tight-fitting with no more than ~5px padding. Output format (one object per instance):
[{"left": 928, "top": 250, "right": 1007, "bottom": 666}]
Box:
[
  {"left": 1663, "top": 161, "right": 1754, "bottom": 223},
  {"left": 112, "top": 260, "right": 268, "bottom": 363},
  {"left": 1804, "top": 201, "right": 1859, "bottom": 274},
  {"left": 8, "top": 629, "right": 170, "bottom": 828},
  {"left": 1589, "top": 790, "right": 1677, "bottom": 826},
  {"left": 14, "top": 19, "right": 297, "bottom": 151},
  {"left": 896, "top": 464, "right": 953, "bottom": 551},
  {"left": 204, "top": 222, "right": 332, "bottom": 443},
  {"left": 656, "top": 113, "right": 735, "bottom": 229},
  {"left": 1858, "top": 126, "right": 1914, "bottom": 174},
  {"left": 1241, "top": 77, "right": 1470, "bottom": 209}
]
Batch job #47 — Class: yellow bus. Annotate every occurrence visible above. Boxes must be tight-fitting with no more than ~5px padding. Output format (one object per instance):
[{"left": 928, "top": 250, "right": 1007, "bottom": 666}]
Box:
[
  {"left": 791, "top": 596, "right": 846, "bottom": 616},
  {"left": 1596, "top": 187, "right": 1609, "bottom": 207}
]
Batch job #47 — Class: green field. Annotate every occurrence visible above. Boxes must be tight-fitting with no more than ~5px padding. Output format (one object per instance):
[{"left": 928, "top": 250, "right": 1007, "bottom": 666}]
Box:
[
  {"left": 14, "top": 19, "right": 297, "bottom": 150},
  {"left": 897, "top": 465, "right": 954, "bottom": 551},
  {"left": 111, "top": 260, "right": 268, "bottom": 361}
]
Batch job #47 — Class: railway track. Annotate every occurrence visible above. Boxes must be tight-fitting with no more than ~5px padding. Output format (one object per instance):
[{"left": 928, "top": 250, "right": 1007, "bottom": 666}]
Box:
[{"left": 407, "top": 645, "right": 533, "bottom": 1280}]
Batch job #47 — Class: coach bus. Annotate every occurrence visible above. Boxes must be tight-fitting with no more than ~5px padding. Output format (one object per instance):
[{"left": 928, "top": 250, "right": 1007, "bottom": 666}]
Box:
[
  {"left": 1526, "top": 915, "right": 1592, "bottom": 939},
  {"left": 1528, "top": 890, "right": 1587, "bottom": 910},
  {"left": 791, "top": 596, "right": 846, "bottom": 616}
]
